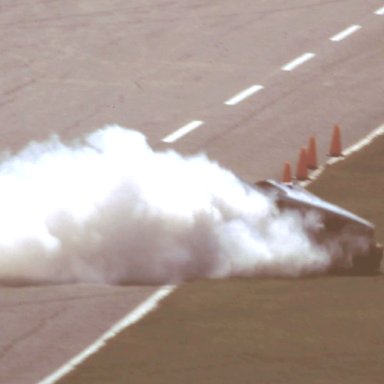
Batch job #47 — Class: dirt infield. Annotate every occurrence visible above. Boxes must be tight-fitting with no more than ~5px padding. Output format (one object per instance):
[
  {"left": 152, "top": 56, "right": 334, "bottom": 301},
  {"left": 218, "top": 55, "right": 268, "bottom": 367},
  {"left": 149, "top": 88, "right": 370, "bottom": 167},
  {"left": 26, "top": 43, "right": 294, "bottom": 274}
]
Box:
[
  {"left": 309, "top": 133, "right": 384, "bottom": 245},
  {"left": 60, "top": 132, "right": 384, "bottom": 384}
]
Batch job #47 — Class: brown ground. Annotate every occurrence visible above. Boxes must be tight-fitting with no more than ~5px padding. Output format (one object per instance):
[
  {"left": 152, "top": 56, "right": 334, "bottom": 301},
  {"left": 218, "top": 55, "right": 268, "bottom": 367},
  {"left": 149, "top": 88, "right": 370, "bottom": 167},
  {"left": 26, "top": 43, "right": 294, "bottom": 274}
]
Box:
[
  {"left": 309, "top": 134, "right": 384, "bottom": 246},
  {"left": 60, "top": 133, "right": 384, "bottom": 384}
]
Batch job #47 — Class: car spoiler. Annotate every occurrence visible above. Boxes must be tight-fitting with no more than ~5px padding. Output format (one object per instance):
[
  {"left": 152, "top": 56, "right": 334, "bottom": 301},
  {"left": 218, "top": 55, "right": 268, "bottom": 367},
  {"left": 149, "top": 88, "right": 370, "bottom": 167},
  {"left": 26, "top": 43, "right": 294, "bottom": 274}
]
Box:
[{"left": 255, "top": 179, "right": 374, "bottom": 230}]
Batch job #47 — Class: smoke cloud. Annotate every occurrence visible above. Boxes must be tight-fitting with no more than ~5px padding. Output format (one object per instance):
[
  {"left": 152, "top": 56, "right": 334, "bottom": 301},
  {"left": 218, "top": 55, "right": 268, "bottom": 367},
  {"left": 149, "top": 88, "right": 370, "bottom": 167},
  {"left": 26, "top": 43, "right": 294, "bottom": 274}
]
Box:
[{"left": 0, "top": 125, "right": 332, "bottom": 286}]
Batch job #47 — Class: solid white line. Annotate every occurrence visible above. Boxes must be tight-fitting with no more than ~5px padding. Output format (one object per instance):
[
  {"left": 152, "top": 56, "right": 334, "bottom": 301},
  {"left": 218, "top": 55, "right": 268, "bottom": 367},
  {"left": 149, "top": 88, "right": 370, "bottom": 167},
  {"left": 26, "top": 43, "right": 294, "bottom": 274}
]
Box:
[
  {"left": 330, "top": 24, "right": 361, "bottom": 42},
  {"left": 281, "top": 52, "right": 315, "bottom": 71},
  {"left": 343, "top": 124, "right": 384, "bottom": 156},
  {"left": 162, "top": 120, "right": 204, "bottom": 143},
  {"left": 37, "top": 285, "right": 176, "bottom": 384},
  {"left": 374, "top": 6, "right": 384, "bottom": 15},
  {"left": 301, "top": 124, "right": 384, "bottom": 187},
  {"left": 224, "top": 84, "right": 264, "bottom": 106}
]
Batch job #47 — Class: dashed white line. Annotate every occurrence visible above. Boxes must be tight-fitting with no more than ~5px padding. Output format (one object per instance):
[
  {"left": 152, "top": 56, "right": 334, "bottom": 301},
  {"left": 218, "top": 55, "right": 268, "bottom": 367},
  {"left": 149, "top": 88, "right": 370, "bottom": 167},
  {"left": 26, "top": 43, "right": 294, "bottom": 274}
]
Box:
[
  {"left": 37, "top": 285, "right": 176, "bottom": 384},
  {"left": 281, "top": 52, "right": 316, "bottom": 71},
  {"left": 224, "top": 84, "right": 264, "bottom": 106},
  {"left": 330, "top": 24, "right": 362, "bottom": 42},
  {"left": 162, "top": 120, "right": 204, "bottom": 143},
  {"left": 374, "top": 6, "right": 384, "bottom": 15}
]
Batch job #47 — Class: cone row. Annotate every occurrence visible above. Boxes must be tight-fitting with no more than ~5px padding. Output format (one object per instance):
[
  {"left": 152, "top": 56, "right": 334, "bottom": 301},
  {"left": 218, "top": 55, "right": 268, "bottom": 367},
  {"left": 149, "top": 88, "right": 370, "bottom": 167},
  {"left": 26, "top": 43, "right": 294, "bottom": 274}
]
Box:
[{"left": 281, "top": 125, "right": 343, "bottom": 183}]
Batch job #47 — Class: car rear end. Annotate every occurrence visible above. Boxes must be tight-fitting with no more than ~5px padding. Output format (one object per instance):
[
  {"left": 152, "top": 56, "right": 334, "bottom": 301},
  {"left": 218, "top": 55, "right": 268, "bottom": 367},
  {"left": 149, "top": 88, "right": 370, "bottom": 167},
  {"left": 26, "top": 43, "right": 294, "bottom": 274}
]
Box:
[{"left": 255, "top": 180, "right": 383, "bottom": 275}]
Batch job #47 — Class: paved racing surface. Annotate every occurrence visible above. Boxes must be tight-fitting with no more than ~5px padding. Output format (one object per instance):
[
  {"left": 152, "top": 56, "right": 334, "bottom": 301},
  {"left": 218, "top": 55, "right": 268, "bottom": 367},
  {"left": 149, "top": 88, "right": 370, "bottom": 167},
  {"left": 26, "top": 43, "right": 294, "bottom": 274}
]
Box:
[
  {"left": 58, "top": 132, "right": 384, "bottom": 384},
  {"left": 0, "top": 1, "right": 383, "bottom": 383}
]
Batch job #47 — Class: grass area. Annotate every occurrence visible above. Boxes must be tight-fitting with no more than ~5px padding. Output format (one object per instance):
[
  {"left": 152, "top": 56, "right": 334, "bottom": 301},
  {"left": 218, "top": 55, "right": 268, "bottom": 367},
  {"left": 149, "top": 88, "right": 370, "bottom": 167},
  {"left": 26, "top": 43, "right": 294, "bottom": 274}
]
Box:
[{"left": 60, "top": 133, "right": 384, "bottom": 384}]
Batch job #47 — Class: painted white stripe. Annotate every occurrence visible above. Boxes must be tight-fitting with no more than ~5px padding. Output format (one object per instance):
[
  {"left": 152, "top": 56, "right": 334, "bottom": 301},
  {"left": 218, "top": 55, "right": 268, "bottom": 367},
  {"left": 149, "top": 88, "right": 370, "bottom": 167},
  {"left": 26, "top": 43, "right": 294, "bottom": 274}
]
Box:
[
  {"left": 343, "top": 124, "right": 384, "bottom": 156},
  {"left": 330, "top": 25, "right": 361, "bottom": 42},
  {"left": 224, "top": 84, "right": 264, "bottom": 106},
  {"left": 374, "top": 6, "right": 384, "bottom": 15},
  {"left": 37, "top": 285, "right": 176, "bottom": 384},
  {"left": 162, "top": 120, "right": 204, "bottom": 143},
  {"left": 281, "top": 52, "right": 315, "bottom": 71},
  {"left": 301, "top": 124, "right": 384, "bottom": 187}
]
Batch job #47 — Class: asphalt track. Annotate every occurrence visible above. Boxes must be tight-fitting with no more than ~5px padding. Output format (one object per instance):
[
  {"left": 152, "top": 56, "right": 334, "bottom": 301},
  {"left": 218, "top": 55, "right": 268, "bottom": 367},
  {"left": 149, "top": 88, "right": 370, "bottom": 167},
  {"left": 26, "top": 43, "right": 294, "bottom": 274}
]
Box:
[
  {"left": 0, "top": 1, "right": 383, "bottom": 383},
  {"left": 56, "top": 132, "right": 384, "bottom": 384}
]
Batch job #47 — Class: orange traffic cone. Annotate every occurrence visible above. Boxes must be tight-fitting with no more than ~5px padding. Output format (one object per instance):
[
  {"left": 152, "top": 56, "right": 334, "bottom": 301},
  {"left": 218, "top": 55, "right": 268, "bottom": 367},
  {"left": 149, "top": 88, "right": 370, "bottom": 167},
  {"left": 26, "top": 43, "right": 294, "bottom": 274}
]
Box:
[
  {"left": 296, "top": 147, "right": 308, "bottom": 180},
  {"left": 329, "top": 124, "right": 342, "bottom": 157},
  {"left": 307, "top": 136, "right": 318, "bottom": 169},
  {"left": 282, "top": 162, "right": 292, "bottom": 183}
]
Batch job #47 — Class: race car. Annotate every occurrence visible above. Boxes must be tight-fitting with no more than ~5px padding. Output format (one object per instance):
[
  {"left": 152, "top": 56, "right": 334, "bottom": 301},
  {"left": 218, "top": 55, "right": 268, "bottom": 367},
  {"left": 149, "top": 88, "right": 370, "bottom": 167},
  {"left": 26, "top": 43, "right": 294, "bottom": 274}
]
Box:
[{"left": 254, "top": 180, "right": 383, "bottom": 275}]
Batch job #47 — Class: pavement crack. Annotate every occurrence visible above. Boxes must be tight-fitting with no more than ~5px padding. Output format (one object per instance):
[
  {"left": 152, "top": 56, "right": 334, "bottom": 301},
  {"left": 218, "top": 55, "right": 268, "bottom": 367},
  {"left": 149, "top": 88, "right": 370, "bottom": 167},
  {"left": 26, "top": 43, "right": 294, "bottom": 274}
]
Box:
[{"left": 0, "top": 307, "right": 63, "bottom": 362}]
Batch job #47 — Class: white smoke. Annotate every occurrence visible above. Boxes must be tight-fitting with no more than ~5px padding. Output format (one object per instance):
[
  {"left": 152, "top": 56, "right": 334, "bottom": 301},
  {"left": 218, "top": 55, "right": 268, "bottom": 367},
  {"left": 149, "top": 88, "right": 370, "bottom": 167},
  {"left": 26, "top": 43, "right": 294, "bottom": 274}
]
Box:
[{"left": 0, "top": 125, "right": 332, "bottom": 286}]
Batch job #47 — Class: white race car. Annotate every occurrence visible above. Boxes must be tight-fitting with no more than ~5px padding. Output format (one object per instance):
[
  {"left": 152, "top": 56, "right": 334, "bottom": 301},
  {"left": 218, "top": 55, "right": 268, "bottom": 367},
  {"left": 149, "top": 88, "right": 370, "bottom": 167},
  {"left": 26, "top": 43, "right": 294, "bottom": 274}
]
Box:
[{"left": 255, "top": 180, "right": 383, "bottom": 275}]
